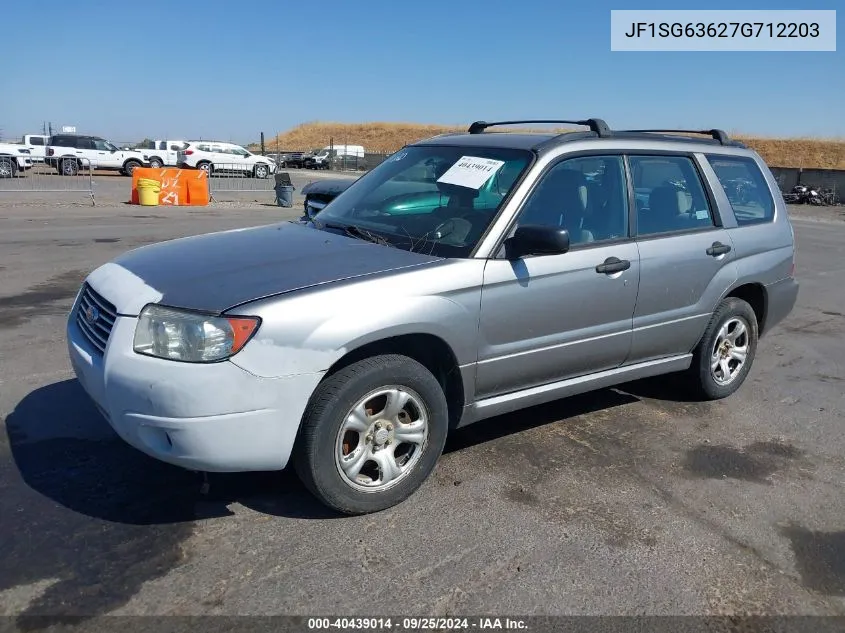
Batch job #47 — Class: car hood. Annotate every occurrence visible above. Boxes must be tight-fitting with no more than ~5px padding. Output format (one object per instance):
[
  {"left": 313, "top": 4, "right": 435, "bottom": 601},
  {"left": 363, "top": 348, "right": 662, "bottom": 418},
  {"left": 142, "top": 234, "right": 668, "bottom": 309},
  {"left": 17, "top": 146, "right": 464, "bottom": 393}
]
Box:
[
  {"left": 87, "top": 221, "right": 442, "bottom": 315},
  {"left": 301, "top": 178, "right": 357, "bottom": 196}
]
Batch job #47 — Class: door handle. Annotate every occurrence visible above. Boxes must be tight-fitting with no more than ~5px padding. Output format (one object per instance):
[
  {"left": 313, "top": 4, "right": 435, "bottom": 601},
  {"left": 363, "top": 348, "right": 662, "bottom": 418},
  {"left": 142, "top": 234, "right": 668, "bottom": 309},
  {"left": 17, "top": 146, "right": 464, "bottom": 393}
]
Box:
[
  {"left": 595, "top": 256, "right": 630, "bottom": 274},
  {"left": 706, "top": 241, "right": 732, "bottom": 257}
]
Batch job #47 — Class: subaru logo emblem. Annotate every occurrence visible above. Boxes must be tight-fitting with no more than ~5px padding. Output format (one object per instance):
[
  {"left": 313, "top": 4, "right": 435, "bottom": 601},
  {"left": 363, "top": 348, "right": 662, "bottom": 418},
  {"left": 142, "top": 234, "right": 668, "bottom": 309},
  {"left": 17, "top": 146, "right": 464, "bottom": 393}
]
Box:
[{"left": 84, "top": 304, "right": 100, "bottom": 325}]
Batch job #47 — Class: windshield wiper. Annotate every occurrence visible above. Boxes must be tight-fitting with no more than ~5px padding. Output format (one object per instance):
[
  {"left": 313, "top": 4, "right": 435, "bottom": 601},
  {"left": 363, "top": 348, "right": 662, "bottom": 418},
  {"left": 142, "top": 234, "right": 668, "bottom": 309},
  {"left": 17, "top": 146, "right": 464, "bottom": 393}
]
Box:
[{"left": 318, "top": 221, "right": 394, "bottom": 247}]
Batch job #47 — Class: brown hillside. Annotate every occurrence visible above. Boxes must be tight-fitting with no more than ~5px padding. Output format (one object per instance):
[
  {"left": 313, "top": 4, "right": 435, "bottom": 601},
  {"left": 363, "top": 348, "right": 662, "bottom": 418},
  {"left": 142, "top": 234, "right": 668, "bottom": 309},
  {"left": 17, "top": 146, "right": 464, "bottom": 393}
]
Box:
[{"left": 255, "top": 122, "right": 845, "bottom": 170}]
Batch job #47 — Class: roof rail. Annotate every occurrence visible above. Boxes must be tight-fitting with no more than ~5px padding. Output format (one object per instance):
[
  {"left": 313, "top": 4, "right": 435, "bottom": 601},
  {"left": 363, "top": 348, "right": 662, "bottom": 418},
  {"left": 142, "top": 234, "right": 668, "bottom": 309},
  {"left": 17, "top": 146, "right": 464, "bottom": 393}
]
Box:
[
  {"left": 619, "top": 128, "right": 731, "bottom": 145},
  {"left": 467, "top": 118, "right": 612, "bottom": 138}
]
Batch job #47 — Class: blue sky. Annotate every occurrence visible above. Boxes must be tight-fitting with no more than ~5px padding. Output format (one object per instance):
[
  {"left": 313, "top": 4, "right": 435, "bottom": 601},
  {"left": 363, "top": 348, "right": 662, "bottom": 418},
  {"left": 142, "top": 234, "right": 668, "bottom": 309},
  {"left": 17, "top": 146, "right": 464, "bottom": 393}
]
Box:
[{"left": 1, "top": 0, "right": 841, "bottom": 144}]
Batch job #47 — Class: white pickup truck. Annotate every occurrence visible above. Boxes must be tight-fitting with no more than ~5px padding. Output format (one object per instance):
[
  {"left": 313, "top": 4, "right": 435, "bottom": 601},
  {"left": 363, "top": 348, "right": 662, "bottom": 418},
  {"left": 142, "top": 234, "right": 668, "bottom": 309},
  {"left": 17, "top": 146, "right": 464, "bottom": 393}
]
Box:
[
  {"left": 135, "top": 139, "right": 189, "bottom": 167},
  {"left": 21, "top": 134, "right": 49, "bottom": 162},
  {"left": 0, "top": 143, "right": 34, "bottom": 177}
]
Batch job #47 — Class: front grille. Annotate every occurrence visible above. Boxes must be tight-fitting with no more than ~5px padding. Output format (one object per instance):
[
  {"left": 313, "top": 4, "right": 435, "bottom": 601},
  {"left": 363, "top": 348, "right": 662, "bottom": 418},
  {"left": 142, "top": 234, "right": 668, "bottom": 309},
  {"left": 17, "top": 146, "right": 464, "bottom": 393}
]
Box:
[{"left": 76, "top": 283, "right": 117, "bottom": 354}]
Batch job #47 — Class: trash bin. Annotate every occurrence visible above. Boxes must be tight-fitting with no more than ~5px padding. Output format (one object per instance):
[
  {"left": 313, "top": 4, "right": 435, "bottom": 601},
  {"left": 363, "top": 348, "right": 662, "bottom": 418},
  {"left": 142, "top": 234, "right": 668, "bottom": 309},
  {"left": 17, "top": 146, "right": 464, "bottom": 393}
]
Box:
[
  {"left": 274, "top": 172, "right": 295, "bottom": 207},
  {"left": 275, "top": 185, "right": 295, "bottom": 207},
  {"left": 137, "top": 178, "right": 161, "bottom": 206}
]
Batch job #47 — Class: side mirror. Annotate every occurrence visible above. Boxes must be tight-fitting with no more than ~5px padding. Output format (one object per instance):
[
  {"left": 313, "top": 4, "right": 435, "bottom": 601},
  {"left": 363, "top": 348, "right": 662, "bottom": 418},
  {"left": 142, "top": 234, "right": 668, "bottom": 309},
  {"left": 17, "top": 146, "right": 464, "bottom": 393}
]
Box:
[{"left": 504, "top": 224, "right": 570, "bottom": 260}]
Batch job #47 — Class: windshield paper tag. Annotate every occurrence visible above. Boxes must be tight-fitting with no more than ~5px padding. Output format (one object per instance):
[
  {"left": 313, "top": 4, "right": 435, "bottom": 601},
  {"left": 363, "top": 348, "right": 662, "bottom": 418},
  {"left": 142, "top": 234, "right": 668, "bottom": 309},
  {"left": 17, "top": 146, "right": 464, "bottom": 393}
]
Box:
[{"left": 437, "top": 156, "right": 505, "bottom": 189}]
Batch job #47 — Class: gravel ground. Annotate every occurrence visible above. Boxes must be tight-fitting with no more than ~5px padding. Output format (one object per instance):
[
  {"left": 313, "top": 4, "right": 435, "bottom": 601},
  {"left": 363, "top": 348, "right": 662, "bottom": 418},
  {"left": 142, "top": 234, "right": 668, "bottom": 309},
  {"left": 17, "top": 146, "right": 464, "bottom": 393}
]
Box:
[{"left": 0, "top": 196, "right": 844, "bottom": 625}]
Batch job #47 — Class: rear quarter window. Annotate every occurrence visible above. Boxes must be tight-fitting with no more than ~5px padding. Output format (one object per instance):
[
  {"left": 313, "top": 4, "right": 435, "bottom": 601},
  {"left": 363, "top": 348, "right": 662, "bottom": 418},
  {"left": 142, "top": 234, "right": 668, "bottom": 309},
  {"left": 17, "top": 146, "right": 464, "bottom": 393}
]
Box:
[{"left": 706, "top": 155, "right": 775, "bottom": 226}]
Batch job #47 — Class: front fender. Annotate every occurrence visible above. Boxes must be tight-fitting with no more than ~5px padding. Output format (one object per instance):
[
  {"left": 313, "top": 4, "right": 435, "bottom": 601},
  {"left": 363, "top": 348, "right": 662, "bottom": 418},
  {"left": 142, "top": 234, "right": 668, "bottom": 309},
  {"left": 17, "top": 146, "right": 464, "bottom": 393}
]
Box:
[
  {"left": 228, "top": 262, "right": 486, "bottom": 379},
  {"left": 229, "top": 295, "right": 479, "bottom": 379}
]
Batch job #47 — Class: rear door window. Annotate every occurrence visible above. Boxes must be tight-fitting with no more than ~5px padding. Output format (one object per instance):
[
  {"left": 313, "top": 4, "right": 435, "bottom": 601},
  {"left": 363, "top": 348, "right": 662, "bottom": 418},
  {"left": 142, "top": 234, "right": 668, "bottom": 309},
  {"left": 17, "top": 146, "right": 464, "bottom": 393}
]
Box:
[
  {"left": 628, "top": 155, "right": 716, "bottom": 236},
  {"left": 705, "top": 155, "right": 775, "bottom": 226}
]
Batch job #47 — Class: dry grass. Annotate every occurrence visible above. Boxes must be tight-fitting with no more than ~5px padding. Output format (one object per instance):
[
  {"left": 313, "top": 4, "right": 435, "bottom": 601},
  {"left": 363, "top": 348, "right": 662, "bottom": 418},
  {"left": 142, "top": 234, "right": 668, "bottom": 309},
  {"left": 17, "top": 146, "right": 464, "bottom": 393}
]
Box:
[{"left": 255, "top": 121, "right": 845, "bottom": 170}]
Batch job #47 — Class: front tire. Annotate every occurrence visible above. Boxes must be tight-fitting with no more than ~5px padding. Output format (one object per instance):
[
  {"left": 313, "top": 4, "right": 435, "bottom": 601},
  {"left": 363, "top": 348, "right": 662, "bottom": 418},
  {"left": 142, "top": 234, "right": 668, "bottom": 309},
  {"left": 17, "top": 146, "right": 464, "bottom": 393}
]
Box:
[
  {"left": 123, "top": 160, "right": 141, "bottom": 176},
  {"left": 294, "top": 354, "right": 449, "bottom": 515},
  {"left": 0, "top": 157, "right": 15, "bottom": 178},
  {"left": 686, "top": 297, "right": 758, "bottom": 400},
  {"left": 254, "top": 163, "right": 269, "bottom": 179}
]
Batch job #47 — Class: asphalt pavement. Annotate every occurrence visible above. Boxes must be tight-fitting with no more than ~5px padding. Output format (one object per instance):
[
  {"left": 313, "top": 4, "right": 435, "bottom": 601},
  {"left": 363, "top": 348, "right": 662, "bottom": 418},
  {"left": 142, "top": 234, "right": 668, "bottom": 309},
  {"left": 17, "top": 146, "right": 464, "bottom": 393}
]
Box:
[{"left": 1, "top": 199, "right": 844, "bottom": 622}]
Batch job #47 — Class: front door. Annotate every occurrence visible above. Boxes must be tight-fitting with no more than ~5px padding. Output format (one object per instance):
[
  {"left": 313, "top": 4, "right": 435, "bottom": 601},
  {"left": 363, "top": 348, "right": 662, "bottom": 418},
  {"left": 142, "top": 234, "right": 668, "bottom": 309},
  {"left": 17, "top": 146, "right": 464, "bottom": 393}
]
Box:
[
  {"left": 92, "top": 139, "right": 120, "bottom": 169},
  {"left": 626, "top": 154, "right": 738, "bottom": 363},
  {"left": 476, "top": 154, "right": 640, "bottom": 399}
]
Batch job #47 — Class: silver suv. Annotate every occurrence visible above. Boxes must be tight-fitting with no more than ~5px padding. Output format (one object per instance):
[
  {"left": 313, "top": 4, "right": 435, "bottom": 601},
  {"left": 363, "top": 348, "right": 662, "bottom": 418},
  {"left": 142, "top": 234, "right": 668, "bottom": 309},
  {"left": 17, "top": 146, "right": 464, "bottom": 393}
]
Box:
[{"left": 66, "top": 118, "right": 798, "bottom": 514}]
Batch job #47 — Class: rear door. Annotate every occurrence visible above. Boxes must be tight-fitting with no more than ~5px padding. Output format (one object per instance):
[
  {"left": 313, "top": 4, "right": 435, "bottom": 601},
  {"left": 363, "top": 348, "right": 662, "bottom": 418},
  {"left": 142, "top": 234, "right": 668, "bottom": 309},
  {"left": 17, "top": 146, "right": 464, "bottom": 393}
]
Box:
[
  {"left": 208, "top": 144, "right": 227, "bottom": 171},
  {"left": 477, "top": 153, "right": 640, "bottom": 399},
  {"left": 75, "top": 137, "right": 99, "bottom": 169},
  {"left": 626, "top": 153, "right": 738, "bottom": 363}
]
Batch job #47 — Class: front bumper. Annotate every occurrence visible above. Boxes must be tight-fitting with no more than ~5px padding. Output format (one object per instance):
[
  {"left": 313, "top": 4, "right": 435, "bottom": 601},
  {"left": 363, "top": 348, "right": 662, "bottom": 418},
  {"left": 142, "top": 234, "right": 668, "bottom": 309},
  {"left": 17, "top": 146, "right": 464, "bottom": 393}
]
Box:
[{"left": 66, "top": 291, "right": 323, "bottom": 472}]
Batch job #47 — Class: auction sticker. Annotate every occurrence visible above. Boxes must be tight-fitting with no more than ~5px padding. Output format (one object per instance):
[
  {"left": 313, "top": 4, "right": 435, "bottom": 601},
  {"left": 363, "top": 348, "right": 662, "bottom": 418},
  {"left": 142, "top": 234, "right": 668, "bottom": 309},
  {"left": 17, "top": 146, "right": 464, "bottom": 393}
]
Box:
[{"left": 437, "top": 156, "right": 505, "bottom": 189}]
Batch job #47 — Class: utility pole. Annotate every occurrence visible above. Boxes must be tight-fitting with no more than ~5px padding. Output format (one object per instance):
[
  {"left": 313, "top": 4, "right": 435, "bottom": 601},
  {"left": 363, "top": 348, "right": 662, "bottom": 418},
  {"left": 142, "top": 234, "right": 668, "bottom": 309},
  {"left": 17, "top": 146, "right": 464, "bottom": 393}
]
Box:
[{"left": 260, "top": 132, "right": 265, "bottom": 156}]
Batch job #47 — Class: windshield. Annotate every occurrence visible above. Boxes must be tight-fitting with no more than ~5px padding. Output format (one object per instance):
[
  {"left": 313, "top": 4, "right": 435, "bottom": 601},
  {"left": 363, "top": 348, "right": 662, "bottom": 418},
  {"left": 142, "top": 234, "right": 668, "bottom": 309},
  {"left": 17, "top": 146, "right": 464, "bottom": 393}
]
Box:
[{"left": 311, "top": 145, "right": 533, "bottom": 257}]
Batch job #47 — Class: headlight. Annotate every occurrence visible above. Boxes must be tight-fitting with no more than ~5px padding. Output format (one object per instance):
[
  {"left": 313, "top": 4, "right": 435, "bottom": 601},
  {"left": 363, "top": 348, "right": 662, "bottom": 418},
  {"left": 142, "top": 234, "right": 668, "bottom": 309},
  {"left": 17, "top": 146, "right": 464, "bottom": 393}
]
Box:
[{"left": 133, "top": 304, "right": 260, "bottom": 362}]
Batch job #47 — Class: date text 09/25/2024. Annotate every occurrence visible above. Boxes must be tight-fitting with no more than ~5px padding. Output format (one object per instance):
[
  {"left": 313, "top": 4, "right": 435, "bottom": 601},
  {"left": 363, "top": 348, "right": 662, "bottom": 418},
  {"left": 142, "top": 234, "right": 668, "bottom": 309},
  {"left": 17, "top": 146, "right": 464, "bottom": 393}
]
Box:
[{"left": 307, "top": 618, "right": 528, "bottom": 630}]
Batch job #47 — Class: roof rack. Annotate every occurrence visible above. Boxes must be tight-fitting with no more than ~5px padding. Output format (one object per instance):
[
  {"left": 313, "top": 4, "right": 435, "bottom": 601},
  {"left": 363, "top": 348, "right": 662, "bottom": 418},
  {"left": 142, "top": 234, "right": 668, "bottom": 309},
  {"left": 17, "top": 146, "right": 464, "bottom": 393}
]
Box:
[
  {"left": 467, "top": 118, "right": 612, "bottom": 138},
  {"left": 618, "top": 128, "right": 731, "bottom": 145}
]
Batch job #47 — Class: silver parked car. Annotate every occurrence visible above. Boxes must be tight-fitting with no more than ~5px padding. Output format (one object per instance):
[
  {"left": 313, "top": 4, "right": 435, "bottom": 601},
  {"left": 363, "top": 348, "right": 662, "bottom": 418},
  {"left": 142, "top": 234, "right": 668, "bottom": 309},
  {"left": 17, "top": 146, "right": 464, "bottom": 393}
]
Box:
[{"left": 66, "top": 118, "right": 798, "bottom": 514}]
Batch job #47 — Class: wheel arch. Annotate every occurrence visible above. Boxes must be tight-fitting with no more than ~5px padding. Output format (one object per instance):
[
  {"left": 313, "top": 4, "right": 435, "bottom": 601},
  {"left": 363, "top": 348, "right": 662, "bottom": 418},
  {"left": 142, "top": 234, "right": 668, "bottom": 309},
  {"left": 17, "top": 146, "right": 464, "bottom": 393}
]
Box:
[
  {"left": 722, "top": 282, "right": 767, "bottom": 335},
  {"left": 322, "top": 332, "right": 466, "bottom": 430}
]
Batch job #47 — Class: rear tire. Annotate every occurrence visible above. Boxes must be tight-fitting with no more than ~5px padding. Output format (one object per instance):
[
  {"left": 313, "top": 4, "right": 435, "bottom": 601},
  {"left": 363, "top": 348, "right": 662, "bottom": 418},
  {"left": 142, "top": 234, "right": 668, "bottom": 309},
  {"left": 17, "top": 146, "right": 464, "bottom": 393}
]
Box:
[
  {"left": 294, "top": 354, "right": 449, "bottom": 515},
  {"left": 61, "top": 158, "right": 79, "bottom": 176},
  {"left": 149, "top": 157, "right": 163, "bottom": 168},
  {"left": 197, "top": 161, "right": 213, "bottom": 176},
  {"left": 685, "top": 297, "right": 758, "bottom": 400}
]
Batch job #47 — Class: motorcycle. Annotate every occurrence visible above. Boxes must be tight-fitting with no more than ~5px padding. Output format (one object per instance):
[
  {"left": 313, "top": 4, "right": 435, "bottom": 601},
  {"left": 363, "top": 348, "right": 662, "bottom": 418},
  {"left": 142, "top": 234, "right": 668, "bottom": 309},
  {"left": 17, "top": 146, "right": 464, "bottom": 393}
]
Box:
[{"left": 790, "top": 184, "right": 824, "bottom": 205}]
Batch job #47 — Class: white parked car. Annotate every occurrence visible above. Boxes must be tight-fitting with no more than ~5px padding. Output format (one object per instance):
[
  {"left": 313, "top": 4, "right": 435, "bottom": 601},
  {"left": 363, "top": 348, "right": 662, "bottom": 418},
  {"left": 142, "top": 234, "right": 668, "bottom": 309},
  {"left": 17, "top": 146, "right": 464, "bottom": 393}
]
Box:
[
  {"left": 45, "top": 134, "right": 151, "bottom": 176},
  {"left": 0, "top": 144, "right": 33, "bottom": 177},
  {"left": 178, "top": 141, "right": 277, "bottom": 178}
]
